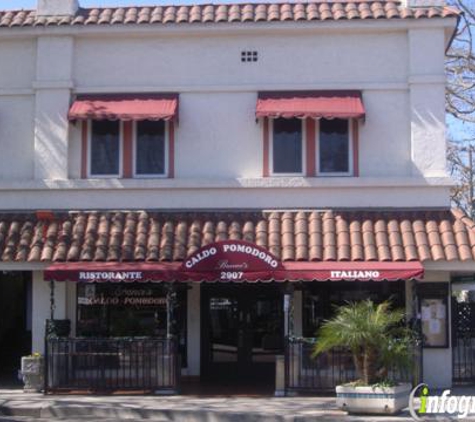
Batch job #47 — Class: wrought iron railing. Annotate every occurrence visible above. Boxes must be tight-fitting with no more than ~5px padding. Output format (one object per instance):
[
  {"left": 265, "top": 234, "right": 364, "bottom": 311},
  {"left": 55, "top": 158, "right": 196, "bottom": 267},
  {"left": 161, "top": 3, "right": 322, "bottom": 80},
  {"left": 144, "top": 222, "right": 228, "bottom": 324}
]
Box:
[
  {"left": 284, "top": 337, "right": 422, "bottom": 394},
  {"left": 453, "top": 334, "right": 475, "bottom": 383},
  {"left": 452, "top": 301, "right": 475, "bottom": 383},
  {"left": 44, "top": 337, "right": 180, "bottom": 393}
]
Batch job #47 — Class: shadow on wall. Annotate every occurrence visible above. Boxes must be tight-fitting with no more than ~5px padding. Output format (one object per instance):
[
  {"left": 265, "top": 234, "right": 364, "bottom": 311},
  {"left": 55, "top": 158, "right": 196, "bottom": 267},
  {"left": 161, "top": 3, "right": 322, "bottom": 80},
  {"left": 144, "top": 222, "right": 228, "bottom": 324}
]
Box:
[
  {"left": 410, "top": 107, "right": 446, "bottom": 177},
  {"left": 35, "top": 110, "right": 70, "bottom": 180}
]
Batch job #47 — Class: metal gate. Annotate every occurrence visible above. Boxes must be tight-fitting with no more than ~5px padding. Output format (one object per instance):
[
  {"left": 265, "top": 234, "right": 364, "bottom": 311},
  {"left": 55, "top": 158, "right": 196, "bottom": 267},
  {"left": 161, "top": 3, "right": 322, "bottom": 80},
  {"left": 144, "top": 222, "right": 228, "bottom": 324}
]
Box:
[
  {"left": 45, "top": 337, "right": 180, "bottom": 393},
  {"left": 453, "top": 300, "right": 475, "bottom": 383}
]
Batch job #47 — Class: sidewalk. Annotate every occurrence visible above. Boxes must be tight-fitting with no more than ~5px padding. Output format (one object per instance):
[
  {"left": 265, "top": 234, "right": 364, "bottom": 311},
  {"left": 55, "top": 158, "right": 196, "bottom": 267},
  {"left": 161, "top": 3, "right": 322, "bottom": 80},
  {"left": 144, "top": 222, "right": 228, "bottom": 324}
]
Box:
[{"left": 0, "top": 388, "right": 421, "bottom": 422}]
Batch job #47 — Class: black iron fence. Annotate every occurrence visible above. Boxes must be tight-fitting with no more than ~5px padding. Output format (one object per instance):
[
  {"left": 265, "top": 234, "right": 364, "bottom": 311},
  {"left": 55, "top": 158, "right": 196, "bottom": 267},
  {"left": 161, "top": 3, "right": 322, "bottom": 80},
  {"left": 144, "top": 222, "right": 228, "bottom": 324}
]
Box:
[
  {"left": 45, "top": 337, "right": 180, "bottom": 393},
  {"left": 284, "top": 337, "right": 422, "bottom": 394},
  {"left": 452, "top": 301, "right": 475, "bottom": 383},
  {"left": 453, "top": 334, "right": 475, "bottom": 383}
]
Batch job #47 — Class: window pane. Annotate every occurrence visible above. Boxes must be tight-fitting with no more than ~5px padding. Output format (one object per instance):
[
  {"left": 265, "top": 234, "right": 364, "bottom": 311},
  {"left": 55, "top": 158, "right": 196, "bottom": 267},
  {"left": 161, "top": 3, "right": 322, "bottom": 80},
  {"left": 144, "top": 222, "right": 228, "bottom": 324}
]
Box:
[
  {"left": 90, "top": 120, "right": 120, "bottom": 175},
  {"left": 319, "top": 119, "right": 350, "bottom": 173},
  {"left": 273, "top": 118, "right": 302, "bottom": 174},
  {"left": 136, "top": 120, "right": 166, "bottom": 175}
]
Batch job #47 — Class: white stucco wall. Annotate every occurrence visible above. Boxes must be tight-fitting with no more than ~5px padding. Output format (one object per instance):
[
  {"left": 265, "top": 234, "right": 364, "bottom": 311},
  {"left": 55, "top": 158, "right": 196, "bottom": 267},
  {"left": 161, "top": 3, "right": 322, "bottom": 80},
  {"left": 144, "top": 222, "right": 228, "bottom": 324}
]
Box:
[
  {"left": 409, "top": 28, "right": 447, "bottom": 178},
  {"left": 73, "top": 31, "right": 407, "bottom": 88},
  {"left": 0, "top": 20, "right": 454, "bottom": 209},
  {"left": 359, "top": 91, "right": 411, "bottom": 177},
  {"left": 0, "top": 96, "right": 35, "bottom": 179},
  {"left": 0, "top": 40, "right": 36, "bottom": 89},
  {"left": 0, "top": 180, "right": 452, "bottom": 209}
]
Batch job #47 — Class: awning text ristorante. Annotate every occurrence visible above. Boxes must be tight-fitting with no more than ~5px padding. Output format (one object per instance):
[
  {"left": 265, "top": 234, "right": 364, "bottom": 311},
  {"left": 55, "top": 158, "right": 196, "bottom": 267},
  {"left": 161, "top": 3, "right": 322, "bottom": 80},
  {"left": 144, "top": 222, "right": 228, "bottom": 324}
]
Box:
[{"left": 79, "top": 271, "right": 144, "bottom": 282}]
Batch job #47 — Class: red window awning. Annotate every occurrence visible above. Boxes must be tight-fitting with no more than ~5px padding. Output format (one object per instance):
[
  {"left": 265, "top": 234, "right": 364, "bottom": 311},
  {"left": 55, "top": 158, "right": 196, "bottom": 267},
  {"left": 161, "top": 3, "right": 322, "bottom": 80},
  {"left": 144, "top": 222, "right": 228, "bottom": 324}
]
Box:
[
  {"left": 68, "top": 95, "right": 179, "bottom": 122},
  {"left": 255, "top": 91, "right": 365, "bottom": 120},
  {"left": 44, "top": 242, "right": 424, "bottom": 283}
]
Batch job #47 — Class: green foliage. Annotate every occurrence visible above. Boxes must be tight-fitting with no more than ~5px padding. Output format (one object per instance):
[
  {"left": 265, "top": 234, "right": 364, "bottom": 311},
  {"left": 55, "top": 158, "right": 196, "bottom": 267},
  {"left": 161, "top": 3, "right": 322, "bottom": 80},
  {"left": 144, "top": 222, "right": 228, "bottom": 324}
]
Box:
[{"left": 312, "top": 300, "right": 415, "bottom": 386}]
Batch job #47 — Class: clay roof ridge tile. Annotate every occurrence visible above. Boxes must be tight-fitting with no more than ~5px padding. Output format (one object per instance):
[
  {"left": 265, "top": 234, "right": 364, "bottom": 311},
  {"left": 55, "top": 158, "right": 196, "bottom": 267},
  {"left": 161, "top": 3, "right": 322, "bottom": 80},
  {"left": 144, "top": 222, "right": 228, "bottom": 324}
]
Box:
[
  {"left": 173, "top": 220, "right": 188, "bottom": 261},
  {"left": 16, "top": 220, "right": 34, "bottom": 262},
  {"left": 452, "top": 208, "right": 475, "bottom": 230},
  {"left": 242, "top": 4, "right": 255, "bottom": 22},
  {"left": 137, "top": 7, "right": 152, "bottom": 23},
  {"left": 255, "top": 4, "right": 267, "bottom": 21},
  {"left": 177, "top": 6, "right": 190, "bottom": 23},
  {"left": 40, "top": 221, "right": 59, "bottom": 262},
  {"left": 190, "top": 5, "right": 202, "bottom": 23},
  {"left": 80, "top": 213, "right": 99, "bottom": 261},
  {"left": 332, "top": 2, "right": 347, "bottom": 20}
]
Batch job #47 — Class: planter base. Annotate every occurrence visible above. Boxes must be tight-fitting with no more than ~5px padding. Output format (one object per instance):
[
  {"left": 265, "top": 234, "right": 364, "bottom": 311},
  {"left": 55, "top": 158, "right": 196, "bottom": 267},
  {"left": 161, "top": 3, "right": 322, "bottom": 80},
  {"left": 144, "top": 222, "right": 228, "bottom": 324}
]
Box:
[
  {"left": 336, "top": 383, "right": 412, "bottom": 415},
  {"left": 21, "top": 357, "right": 44, "bottom": 394}
]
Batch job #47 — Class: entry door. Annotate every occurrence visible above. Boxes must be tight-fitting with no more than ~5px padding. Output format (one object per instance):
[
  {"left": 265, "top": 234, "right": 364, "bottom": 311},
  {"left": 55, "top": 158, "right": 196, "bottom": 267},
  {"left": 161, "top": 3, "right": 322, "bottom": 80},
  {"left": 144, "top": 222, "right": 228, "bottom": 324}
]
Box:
[{"left": 201, "top": 285, "right": 284, "bottom": 384}]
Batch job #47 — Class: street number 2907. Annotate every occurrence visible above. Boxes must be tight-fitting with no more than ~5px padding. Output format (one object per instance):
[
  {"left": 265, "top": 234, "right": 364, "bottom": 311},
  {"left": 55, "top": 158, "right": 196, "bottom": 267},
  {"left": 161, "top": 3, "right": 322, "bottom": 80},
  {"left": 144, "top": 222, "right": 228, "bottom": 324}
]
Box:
[{"left": 220, "top": 272, "right": 243, "bottom": 280}]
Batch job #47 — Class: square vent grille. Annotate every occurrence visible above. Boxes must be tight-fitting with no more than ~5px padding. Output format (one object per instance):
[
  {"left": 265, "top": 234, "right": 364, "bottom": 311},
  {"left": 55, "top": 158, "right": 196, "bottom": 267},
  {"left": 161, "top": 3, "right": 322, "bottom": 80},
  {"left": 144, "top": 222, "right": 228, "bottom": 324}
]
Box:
[{"left": 241, "top": 50, "right": 258, "bottom": 62}]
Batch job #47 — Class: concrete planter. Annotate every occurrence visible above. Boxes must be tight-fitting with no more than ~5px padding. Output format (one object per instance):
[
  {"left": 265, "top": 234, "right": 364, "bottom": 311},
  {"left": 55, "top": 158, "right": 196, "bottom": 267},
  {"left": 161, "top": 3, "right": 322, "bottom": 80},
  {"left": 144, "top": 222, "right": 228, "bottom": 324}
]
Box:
[
  {"left": 21, "top": 356, "right": 44, "bottom": 393},
  {"left": 336, "top": 383, "right": 412, "bottom": 415}
]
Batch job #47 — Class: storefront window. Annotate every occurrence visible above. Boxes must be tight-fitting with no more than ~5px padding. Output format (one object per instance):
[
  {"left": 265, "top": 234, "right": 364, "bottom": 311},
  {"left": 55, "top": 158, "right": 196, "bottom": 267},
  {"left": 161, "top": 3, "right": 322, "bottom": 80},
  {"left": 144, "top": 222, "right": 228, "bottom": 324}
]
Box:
[
  {"left": 76, "top": 283, "right": 187, "bottom": 366},
  {"left": 302, "top": 281, "right": 405, "bottom": 337}
]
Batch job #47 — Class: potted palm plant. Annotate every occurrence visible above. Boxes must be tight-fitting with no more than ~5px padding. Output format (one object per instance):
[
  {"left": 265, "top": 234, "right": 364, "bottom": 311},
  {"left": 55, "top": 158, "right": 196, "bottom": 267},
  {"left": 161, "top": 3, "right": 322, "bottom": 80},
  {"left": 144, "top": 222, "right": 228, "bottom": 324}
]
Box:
[{"left": 312, "top": 300, "right": 416, "bottom": 415}]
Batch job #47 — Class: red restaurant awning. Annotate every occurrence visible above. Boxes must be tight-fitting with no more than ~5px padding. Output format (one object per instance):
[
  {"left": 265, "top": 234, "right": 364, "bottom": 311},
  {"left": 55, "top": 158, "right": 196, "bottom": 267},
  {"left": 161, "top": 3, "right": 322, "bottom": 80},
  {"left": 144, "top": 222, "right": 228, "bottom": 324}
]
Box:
[
  {"left": 255, "top": 91, "right": 365, "bottom": 120},
  {"left": 68, "top": 95, "right": 179, "bottom": 122},
  {"left": 44, "top": 260, "right": 423, "bottom": 283}
]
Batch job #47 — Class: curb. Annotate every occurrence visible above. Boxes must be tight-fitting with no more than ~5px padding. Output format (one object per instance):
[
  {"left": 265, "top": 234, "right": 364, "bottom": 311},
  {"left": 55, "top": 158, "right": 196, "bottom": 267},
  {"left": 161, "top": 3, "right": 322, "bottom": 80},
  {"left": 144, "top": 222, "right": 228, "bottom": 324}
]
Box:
[{"left": 0, "top": 404, "right": 352, "bottom": 422}]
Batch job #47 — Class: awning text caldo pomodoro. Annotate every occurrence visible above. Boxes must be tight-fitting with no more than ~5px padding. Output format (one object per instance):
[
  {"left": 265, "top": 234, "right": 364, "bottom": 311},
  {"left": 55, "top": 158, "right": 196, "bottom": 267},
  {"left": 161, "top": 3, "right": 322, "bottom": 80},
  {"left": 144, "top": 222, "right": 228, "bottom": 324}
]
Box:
[
  {"left": 179, "top": 240, "right": 285, "bottom": 282},
  {"left": 44, "top": 240, "right": 424, "bottom": 283}
]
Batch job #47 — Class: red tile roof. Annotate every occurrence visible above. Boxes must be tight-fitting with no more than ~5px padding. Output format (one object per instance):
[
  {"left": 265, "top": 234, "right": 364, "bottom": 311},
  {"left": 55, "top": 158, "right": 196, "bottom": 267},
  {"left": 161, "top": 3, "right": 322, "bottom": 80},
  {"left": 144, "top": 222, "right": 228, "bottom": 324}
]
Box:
[
  {"left": 0, "top": 209, "right": 473, "bottom": 264},
  {"left": 0, "top": 2, "right": 459, "bottom": 29}
]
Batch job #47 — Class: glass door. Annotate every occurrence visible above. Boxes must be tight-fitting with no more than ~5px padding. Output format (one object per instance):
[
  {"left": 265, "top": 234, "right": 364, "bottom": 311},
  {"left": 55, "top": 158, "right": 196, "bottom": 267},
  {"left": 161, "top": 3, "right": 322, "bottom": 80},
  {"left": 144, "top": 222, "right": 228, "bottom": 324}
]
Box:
[{"left": 201, "top": 285, "right": 284, "bottom": 386}]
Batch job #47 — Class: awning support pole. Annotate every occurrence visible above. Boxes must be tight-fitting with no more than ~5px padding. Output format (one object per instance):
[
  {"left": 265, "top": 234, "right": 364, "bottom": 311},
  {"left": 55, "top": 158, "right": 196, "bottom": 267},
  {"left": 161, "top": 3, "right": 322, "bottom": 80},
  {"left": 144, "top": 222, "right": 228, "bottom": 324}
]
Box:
[
  {"left": 410, "top": 279, "right": 423, "bottom": 385},
  {"left": 284, "top": 283, "right": 294, "bottom": 338},
  {"left": 49, "top": 280, "right": 56, "bottom": 320},
  {"left": 166, "top": 283, "right": 177, "bottom": 339}
]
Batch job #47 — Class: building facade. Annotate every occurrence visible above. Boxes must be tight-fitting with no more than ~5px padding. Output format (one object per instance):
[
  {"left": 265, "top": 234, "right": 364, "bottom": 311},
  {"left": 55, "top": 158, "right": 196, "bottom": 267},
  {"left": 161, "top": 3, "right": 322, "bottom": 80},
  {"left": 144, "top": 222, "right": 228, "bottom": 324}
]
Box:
[{"left": 0, "top": 0, "right": 468, "bottom": 393}]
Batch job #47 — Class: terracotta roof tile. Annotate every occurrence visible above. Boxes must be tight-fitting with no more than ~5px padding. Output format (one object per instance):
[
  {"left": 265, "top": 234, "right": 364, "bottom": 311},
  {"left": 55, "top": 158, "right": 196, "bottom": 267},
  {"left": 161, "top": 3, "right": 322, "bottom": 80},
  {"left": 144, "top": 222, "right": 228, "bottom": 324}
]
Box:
[
  {"left": 146, "top": 217, "right": 160, "bottom": 261},
  {"left": 309, "top": 212, "right": 323, "bottom": 261},
  {"left": 173, "top": 220, "right": 188, "bottom": 261},
  {"left": 242, "top": 221, "right": 254, "bottom": 243},
  {"left": 80, "top": 212, "right": 98, "bottom": 261},
  {"left": 1, "top": 209, "right": 475, "bottom": 264},
  {"left": 133, "top": 211, "right": 147, "bottom": 261},
  {"left": 160, "top": 221, "right": 174, "bottom": 261},
  {"left": 295, "top": 212, "right": 308, "bottom": 261},
  {"left": 41, "top": 221, "right": 58, "bottom": 262},
  {"left": 0, "top": 2, "right": 458, "bottom": 29},
  {"left": 255, "top": 219, "right": 268, "bottom": 249},
  {"left": 282, "top": 212, "right": 295, "bottom": 261},
  {"left": 202, "top": 221, "right": 215, "bottom": 246}
]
